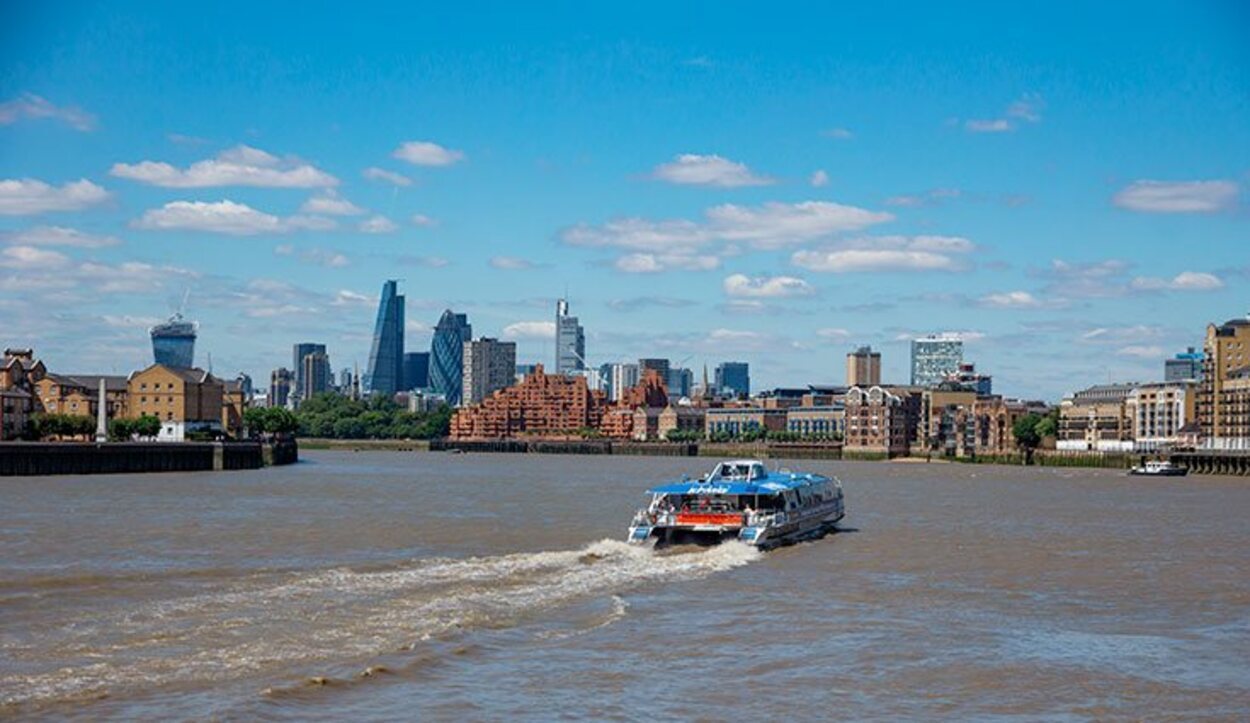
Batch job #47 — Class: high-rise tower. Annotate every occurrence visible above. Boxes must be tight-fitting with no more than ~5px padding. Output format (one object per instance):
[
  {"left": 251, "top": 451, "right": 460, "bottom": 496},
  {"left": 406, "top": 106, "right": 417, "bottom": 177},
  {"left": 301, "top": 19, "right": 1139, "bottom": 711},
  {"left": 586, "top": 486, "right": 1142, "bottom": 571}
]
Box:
[
  {"left": 149, "top": 312, "right": 197, "bottom": 368},
  {"left": 430, "top": 309, "right": 472, "bottom": 406},
  {"left": 366, "top": 280, "right": 405, "bottom": 395},
  {"left": 555, "top": 298, "right": 585, "bottom": 374}
]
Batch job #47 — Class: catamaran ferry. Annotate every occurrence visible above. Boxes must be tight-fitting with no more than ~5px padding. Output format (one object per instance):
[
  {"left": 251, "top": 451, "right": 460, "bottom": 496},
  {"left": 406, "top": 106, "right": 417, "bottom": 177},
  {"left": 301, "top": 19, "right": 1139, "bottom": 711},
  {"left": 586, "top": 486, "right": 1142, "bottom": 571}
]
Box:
[{"left": 627, "top": 460, "right": 845, "bottom": 549}]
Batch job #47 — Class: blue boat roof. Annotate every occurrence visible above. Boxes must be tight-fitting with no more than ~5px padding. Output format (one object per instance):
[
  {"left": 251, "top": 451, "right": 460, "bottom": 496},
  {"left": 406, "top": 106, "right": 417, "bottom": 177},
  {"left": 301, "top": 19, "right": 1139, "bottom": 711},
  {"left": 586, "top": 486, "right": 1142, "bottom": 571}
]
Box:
[{"left": 647, "top": 471, "right": 829, "bottom": 496}]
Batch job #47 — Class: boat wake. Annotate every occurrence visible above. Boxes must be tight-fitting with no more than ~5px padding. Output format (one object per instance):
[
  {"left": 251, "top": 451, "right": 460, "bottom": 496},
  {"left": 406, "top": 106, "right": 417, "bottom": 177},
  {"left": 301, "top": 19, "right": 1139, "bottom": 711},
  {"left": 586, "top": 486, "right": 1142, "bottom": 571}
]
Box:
[{"left": 0, "top": 539, "right": 760, "bottom": 708}]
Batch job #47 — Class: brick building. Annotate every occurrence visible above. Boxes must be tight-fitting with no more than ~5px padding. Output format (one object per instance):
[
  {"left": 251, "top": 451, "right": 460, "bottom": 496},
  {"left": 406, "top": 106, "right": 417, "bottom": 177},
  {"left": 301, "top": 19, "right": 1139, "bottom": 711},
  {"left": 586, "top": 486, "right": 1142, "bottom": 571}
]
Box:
[
  {"left": 450, "top": 364, "right": 606, "bottom": 439},
  {"left": 843, "top": 385, "right": 918, "bottom": 456},
  {"left": 127, "top": 364, "right": 225, "bottom": 441}
]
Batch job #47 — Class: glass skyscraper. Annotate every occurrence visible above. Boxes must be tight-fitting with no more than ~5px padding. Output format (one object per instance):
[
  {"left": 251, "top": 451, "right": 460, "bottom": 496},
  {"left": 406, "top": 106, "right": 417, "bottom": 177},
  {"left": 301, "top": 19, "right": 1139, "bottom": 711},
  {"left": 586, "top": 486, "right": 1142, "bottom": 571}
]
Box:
[
  {"left": 910, "top": 334, "right": 964, "bottom": 387},
  {"left": 366, "top": 280, "right": 405, "bottom": 396},
  {"left": 403, "top": 351, "right": 430, "bottom": 390},
  {"left": 430, "top": 309, "right": 472, "bottom": 406},
  {"left": 292, "top": 342, "right": 326, "bottom": 400},
  {"left": 149, "top": 313, "right": 197, "bottom": 368},
  {"left": 555, "top": 298, "right": 585, "bottom": 374},
  {"left": 714, "top": 361, "right": 750, "bottom": 397}
]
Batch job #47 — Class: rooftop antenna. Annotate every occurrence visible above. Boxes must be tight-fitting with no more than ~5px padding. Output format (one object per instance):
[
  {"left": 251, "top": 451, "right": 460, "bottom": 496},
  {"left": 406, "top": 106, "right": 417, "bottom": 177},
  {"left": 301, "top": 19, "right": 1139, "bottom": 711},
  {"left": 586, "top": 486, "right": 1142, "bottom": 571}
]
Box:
[{"left": 207, "top": 352, "right": 213, "bottom": 374}]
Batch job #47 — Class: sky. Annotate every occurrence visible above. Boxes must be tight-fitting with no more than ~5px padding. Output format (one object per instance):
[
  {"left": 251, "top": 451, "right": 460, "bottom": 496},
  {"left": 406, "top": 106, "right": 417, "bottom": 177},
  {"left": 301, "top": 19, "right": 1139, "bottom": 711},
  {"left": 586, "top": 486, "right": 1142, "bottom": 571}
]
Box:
[{"left": 1, "top": 1, "right": 1247, "bottom": 399}]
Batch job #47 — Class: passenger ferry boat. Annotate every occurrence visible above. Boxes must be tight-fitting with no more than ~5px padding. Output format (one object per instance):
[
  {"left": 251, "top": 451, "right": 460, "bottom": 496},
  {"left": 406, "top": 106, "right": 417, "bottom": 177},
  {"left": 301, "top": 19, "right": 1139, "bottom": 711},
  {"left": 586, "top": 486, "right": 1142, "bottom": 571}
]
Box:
[
  {"left": 627, "top": 460, "right": 845, "bottom": 549},
  {"left": 1128, "top": 460, "right": 1188, "bottom": 477}
]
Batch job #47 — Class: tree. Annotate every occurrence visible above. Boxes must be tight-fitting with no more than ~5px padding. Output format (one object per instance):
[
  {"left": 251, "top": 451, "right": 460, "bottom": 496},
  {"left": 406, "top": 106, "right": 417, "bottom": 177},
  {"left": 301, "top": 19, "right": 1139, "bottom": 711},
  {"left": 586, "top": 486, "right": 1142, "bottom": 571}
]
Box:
[
  {"left": 1012, "top": 413, "right": 1044, "bottom": 464},
  {"left": 263, "top": 407, "right": 300, "bottom": 435},
  {"left": 1035, "top": 409, "right": 1058, "bottom": 439},
  {"left": 108, "top": 418, "right": 135, "bottom": 442},
  {"left": 134, "top": 414, "right": 162, "bottom": 439}
]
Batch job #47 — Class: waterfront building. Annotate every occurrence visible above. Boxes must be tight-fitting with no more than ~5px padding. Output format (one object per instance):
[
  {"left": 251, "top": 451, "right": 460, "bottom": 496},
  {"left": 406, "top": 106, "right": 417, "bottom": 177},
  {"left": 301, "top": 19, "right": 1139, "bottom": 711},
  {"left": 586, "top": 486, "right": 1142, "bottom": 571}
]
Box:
[
  {"left": 222, "top": 376, "right": 251, "bottom": 437},
  {"left": 1127, "top": 382, "right": 1194, "bottom": 451},
  {"left": 1165, "top": 347, "right": 1204, "bottom": 382},
  {"left": 944, "top": 362, "right": 992, "bottom": 395},
  {"left": 0, "top": 349, "right": 45, "bottom": 440},
  {"left": 608, "top": 363, "right": 640, "bottom": 402},
  {"left": 1057, "top": 383, "right": 1136, "bottom": 451},
  {"left": 555, "top": 298, "right": 585, "bottom": 374},
  {"left": 714, "top": 362, "right": 750, "bottom": 398},
  {"left": 127, "top": 364, "right": 225, "bottom": 441},
  {"left": 269, "top": 367, "right": 293, "bottom": 409},
  {"left": 843, "top": 385, "right": 918, "bottom": 457},
  {"left": 366, "top": 280, "right": 405, "bottom": 396},
  {"left": 34, "top": 373, "right": 129, "bottom": 420},
  {"left": 403, "top": 352, "right": 430, "bottom": 391},
  {"left": 705, "top": 407, "right": 787, "bottom": 438},
  {"left": 149, "top": 313, "right": 197, "bottom": 369},
  {"left": 846, "top": 346, "right": 881, "bottom": 387},
  {"left": 430, "top": 310, "right": 472, "bottom": 406},
  {"left": 449, "top": 363, "right": 604, "bottom": 439},
  {"left": 301, "top": 350, "right": 332, "bottom": 400},
  {"left": 786, "top": 405, "right": 845, "bottom": 439},
  {"left": 658, "top": 405, "right": 705, "bottom": 440},
  {"left": 1198, "top": 316, "right": 1250, "bottom": 449},
  {"left": 292, "top": 343, "right": 326, "bottom": 402},
  {"left": 910, "top": 334, "right": 963, "bottom": 387},
  {"left": 462, "top": 337, "right": 517, "bottom": 405}
]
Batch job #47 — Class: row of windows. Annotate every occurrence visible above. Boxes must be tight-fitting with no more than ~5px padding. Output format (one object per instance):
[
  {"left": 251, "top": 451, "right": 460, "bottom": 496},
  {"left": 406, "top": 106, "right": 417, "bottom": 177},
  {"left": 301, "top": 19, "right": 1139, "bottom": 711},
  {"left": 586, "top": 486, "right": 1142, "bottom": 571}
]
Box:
[{"left": 138, "top": 382, "right": 178, "bottom": 390}]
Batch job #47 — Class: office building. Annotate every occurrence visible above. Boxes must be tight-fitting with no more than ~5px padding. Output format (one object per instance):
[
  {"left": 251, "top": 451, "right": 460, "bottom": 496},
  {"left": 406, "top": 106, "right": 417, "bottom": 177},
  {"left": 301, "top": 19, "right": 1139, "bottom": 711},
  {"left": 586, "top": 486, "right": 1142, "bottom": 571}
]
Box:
[
  {"left": 945, "top": 361, "right": 992, "bottom": 395},
  {"left": 555, "top": 298, "right": 586, "bottom": 374},
  {"left": 667, "top": 367, "right": 694, "bottom": 398},
  {"left": 269, "top": 367, "right": 293, "bottom": 408},
  {"left": 1165, "top": 347, "right": 1204, "bottom": 382},
  {"left": 608, "top": 362, "right": 640, "bottom": 402},
  {"left": 639, "top": 358, "right": 670, "bottom": 387},
  {"left": 911, "top": 334, "right": 964, "bottom": 387},
  {"left": 845, "top": 346, "right": 881, "bottom": 387},
  {"left": 430, "top": 309, "right": 472, "bottom": 406},
  {"left": 339, "top": 367, "right": 353, "bottom": 392},
  {"left": 366, "top": 280, "right": 405, "bottom": 396},
  {"left": 462, "top": 337, "right": 517, "bottom": 405},
  {"left": 714, "top": 361, "right": 750, "bottom": 397},
  {"left": 292, "top": 343, "right": 326, "bottom": 401},
  {"left": 403, "top": 351, "right": 430, "bottom": 391},
  {"left": 149, "top": 313, "right": 197, "bottom": 368},
  {"left": 516, "top": 363, "right": 539, "bottom": 383},
  {"left": 301, "top": 350, "right": 332, "bottom": 400}
]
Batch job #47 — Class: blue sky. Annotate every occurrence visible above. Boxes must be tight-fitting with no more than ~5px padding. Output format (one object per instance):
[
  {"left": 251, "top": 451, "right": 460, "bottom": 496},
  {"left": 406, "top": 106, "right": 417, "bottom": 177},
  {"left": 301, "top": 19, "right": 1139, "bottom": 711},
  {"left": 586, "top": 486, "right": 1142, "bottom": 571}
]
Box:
[{"left": 1, "top": 1, "right": 1247, "bottom": 398}]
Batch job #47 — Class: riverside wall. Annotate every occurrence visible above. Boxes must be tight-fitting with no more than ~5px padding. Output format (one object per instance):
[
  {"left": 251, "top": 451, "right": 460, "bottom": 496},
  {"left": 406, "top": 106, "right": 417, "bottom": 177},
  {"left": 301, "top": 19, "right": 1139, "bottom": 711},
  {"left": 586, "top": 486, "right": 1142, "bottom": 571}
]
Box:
[{"left": 0, "top": 440, "right": 298, "bottom": 476}]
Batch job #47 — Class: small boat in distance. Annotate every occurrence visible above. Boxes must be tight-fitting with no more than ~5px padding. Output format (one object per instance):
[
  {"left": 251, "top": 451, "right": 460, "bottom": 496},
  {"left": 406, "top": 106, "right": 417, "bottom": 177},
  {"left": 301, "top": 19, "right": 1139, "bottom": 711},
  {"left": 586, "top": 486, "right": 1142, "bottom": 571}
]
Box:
[
  {"left": 1129, "top": 460, "right": 1188, "bottom": 477},
  {"left": 627, "top": 459, "right": 845, "bottom": 549}
]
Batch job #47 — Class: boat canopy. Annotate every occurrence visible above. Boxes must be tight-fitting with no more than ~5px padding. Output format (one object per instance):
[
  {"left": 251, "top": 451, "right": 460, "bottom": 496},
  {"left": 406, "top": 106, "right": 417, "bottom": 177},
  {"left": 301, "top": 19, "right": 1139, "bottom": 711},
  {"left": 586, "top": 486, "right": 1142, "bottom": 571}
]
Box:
[{"left": 647, "top": 465, "right": 830, "bottom": 496}]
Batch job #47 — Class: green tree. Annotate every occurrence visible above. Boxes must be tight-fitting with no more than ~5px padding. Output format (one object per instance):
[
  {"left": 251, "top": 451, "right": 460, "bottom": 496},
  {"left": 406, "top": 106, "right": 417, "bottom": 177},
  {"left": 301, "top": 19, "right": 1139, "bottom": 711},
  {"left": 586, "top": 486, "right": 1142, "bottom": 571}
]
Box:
[
  {"left": 263, "top": 407, "right": 300, "bottom": 435},
  {"left": 108, "top": 418, "right": 135, "bottom": 442},
  {"left": 134, "top": 414, "right": 163, "bottom": 439},
  {"left": 1012, "top": 413, "right": 1044, "bottom": 464},
  {"left": 1035, "top": 409, "right": 1058, "bottom": 439}
]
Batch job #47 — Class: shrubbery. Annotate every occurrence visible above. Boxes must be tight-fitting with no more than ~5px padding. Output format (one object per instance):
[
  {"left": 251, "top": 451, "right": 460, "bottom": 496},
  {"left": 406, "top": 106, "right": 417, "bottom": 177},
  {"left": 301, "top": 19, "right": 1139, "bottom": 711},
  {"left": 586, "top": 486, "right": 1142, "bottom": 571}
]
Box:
[{"left": 289, "top": 393, "right": 451, "bottom": 440}]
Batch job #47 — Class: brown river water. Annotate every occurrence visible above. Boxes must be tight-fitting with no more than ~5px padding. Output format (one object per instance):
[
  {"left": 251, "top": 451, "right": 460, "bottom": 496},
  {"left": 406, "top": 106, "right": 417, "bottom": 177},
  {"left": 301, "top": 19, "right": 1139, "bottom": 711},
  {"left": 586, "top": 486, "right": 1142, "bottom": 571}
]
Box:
[{"left": 2, "top": 452, "right": 1248, "bottom": 720}]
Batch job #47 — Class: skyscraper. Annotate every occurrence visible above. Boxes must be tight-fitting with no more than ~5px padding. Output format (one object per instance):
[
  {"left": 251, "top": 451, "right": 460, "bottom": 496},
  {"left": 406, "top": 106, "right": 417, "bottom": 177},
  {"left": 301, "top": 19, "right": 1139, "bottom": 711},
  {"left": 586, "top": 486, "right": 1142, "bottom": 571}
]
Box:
[
  {"left": 714, "top": 362, "right": 750, "bottom": 397},
  {"left": 149, "top": 312, "right": 197, "bottom": 368},
  {"left": 403, "top": 351, "right": 430, "bottom": 390},
  {"left": 846, "top": 346, "right": 881, "bottom": 387},
  {"left": 301, "top": 350, "right": 332, "bottom": 399},
  {"left": 555, "top": 298, "right": 585, "bottom": 374},
  {"left": 608, "top": 362, "right": 640, "bottom": 402},
  {"left": 292, "top": 342, "right": 326, "bottom": 400},
  {"left": 462, "top": 338, "right": 517, "bottom": 404},
  {"left": 910, "top": 334, "right": 963, "bottom": 387},
  {"left": 667, "top": 367, "right": 694, "bottom": 398},
  {"left": 1165, "top": 347, "right": 1204, "bottom": 382},
  {"left": 430, "top": 309, "right": 472, "bottom": 406},
  {"left": 366, "top": 280, "right": 405, "bottom": 395},
  {"left": 639, "top": 358, "right": 670, "bottom": 384},
  {"left": 269, "top": 367, "right": 293, "bottom": 408}
]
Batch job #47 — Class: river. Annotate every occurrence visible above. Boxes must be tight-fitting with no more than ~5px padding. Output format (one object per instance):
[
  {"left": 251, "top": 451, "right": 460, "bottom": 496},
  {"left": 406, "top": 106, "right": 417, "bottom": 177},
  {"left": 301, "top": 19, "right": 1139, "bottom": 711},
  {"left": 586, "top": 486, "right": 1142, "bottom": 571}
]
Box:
[{"left": 2, "top": 452, "right": 1248, "bottom": 720}]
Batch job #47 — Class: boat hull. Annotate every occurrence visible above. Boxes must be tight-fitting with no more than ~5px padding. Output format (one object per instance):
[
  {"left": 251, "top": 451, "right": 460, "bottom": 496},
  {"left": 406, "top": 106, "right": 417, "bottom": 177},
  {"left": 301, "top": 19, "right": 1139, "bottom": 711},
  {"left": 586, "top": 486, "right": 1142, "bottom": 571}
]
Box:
[
  {"left": 630, "top": 504, "right": 844, "bottom": 550},
  {"left": 1128, "top": 468, "right": 1188, "bottom": 477}
]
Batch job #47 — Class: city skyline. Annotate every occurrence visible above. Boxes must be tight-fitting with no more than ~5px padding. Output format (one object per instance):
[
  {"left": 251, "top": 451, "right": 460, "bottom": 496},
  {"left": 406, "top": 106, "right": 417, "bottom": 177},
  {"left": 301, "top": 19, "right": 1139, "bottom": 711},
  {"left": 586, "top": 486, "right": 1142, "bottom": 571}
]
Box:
[{"left": 2, "top": 3, "right": 1247, "bottom": 399}]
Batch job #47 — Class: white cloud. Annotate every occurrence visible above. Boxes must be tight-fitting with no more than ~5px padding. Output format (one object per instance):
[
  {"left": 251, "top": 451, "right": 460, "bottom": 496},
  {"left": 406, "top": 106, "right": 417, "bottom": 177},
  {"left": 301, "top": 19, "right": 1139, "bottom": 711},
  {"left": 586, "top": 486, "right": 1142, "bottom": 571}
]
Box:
[
  {"left": 809, "top": 170, "right": 829, "bottom": 187},
  {"left": 490, "top": 256, "right": 536, "bottom": 270},
  {"left": 1117, "top": 345, "right": 1164, "bottom": 359},
  {"left": 362, "top": 166, "right": 413, "bottom": 186},
  {"left": 979, "top": 290, "right": 1041, "bottom": 308},
  {"left": 502, "top": 320, "right": 556, "bottom": 340},
  {"left": 651, "top": 154, "right": 773, "bottom": 188},
  {"left": 332, "top": 290, "right": 373, "bottom": 306},
  {"left": 134, "top": 200, "right": 286, "bottom": 235},
  {"left": 723, "top": 273, "right": 813, "bottom": 298},
  {"left": 411, "top": 214, "right": 437, "bottom": 227},
  {"left": 614, "top": 253, "right": 720, "bottom": 273},
  {"left": 301, "top": 248, "right": 350, "bottom": 268},
  {"left": 392, "top": 141, "right": 464, "bottom": 167},
  {"left": 0, "top": 93, "right": 95, "bottom": 131},
  {"left": 793, "top": 249, "right": 961, "bottom": 273},
  {"left": 792, "top": 235, "right": 975, "bottom": 273},
  {"left": 965, "top": 119, "right": 1012, "bottom": 133},
  {"left": 2, "top": 225, "right": 120, "bottom": 248},
  {"left": 705, "top": 202, "right": 894, "bottom": 248},
  {"left": 1130, "top": 271, "right": 1224, "bottom": 291},
  {"left": 822, "top": 128, "right": 853, "bottom": 140},
  {"left": 564, "top": 218, "right": 709, "bottom": 253},
  {"left": 1113, "top": 180, "right": 1238, "bottom": 213},
  {"left": 111, "top": 145, "right": 338, "bottom": 188},
  {"left": 300, "top": 191, "right": 365, "bottom": 216},
  {"left": 0, "top": 178, "right": 110, "bottom": 215},
  {"left": 0, "top": 245, "right": 72, "bottom": 270},
  {"left": 358, "top": 215, "right": 398, "bottom": 234},
  {"left": 816, "top": 328, "right": 851, "bottom": 340}
]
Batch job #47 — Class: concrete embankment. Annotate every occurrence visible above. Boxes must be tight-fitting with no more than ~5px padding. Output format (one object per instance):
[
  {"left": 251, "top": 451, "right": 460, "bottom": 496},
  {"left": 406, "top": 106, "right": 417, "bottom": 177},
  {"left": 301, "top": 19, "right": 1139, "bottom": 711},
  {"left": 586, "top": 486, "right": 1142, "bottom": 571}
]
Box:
[
  {"left": 0, "top": 440, "right": 298, "bottom": 476},
  {"left": 428, "top": 439, "right": 843, "bottom": 459}
]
